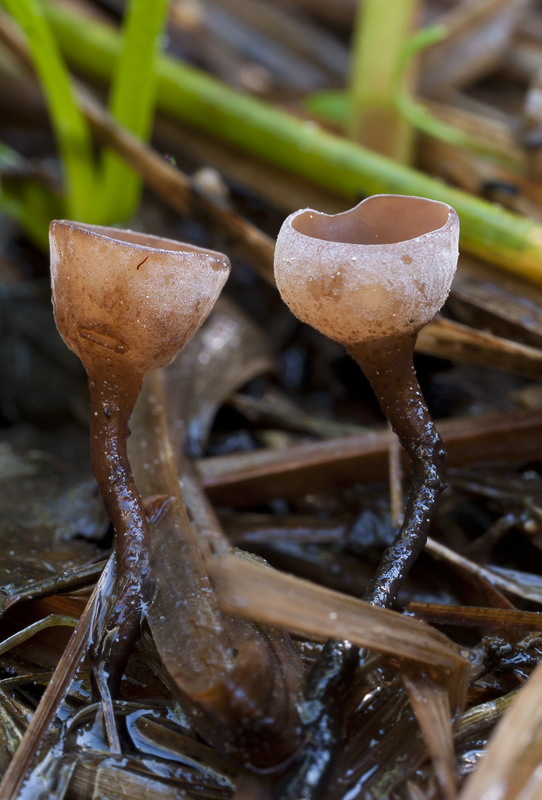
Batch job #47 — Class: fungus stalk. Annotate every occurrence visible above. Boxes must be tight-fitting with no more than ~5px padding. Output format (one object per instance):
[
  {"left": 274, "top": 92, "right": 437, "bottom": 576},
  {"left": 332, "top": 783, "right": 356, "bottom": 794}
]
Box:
[
  {"left": 275, "top": 194, "right": 459, "bottom": 607},
  {"left": 87, "top": 366, "right": 149, "bottom": 692},
  {"left": 50, "top": 221, "right": 230, "bottom": 698},
  {"left": 348, "top": 332, "right": 446, "bottom": 605}
]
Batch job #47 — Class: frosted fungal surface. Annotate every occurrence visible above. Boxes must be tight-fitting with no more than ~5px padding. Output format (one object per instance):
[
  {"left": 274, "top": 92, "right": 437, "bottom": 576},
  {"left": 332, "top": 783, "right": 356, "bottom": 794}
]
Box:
[
  {"left": 50, "top": 221, "right": 230, "bottom": 376},
  {"left": 274, "top": 195, "right": 459, "bottom": 344}
]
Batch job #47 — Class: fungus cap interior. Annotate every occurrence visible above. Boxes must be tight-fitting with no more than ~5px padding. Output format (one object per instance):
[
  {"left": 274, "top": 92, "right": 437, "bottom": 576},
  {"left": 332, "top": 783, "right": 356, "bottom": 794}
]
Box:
[
  {"left": 292, "top": 196, "right": 450, "bottom": 246},
  {"left": 56, "top": 221, "right": 224, "bottom": 259}
]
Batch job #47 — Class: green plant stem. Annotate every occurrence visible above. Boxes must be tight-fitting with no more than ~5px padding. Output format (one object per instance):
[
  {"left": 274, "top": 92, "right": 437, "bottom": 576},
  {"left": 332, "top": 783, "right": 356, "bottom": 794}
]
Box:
[
  {"left": 1, "top": 0, "right": 96, "bottom": 221},
  {"left": 348, "top": 0, "right": 419, "bottom": 163},
  {"left": 393, "top": 26, "right": 519, "bottom": 170},
  {"left": 43, "top": 0, "right": 542, "bottom": 284},
  {"left": 99, "top": 0, "right": 170, "bottom": 223}
]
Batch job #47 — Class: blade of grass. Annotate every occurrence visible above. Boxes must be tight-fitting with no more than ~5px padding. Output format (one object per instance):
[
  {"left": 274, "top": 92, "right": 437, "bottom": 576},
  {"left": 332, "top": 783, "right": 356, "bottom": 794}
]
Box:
[
  {"left": 1, "top": 0, "right": 96, "bottom": 221},
  {"left": 42, "top": 0, "right": 542, "bottom": 284},
  {"left": 348, "top": 0, "right": 420, "bottom": 162},
  {"left": 99, "top": 0, "right": 170, "bottom": 223}
]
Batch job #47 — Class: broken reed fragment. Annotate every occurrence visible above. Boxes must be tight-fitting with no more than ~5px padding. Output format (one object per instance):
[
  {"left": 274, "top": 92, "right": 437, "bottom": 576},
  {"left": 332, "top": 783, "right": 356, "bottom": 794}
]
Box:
[
  {"left": 275, "top": 194, "right": 459, "bottom": 606},
  {"left": 49, "top": 221, "right": 230, "bottom": 712}
]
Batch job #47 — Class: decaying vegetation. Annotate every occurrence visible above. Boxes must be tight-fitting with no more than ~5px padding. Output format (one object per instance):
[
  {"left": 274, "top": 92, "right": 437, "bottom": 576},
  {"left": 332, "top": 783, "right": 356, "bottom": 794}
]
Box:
[{"left": 1, "top": 1, "right": 542, "bottom": 799}]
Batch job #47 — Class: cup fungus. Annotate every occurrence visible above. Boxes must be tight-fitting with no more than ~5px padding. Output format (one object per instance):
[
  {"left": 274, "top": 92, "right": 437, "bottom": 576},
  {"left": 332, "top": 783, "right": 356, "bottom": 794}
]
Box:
[
  {"left": 275, "top": 194, "right": 459, "bottom": 607},
  {"left": 49, "top": 221, "right": 230, "bottom": 693}
]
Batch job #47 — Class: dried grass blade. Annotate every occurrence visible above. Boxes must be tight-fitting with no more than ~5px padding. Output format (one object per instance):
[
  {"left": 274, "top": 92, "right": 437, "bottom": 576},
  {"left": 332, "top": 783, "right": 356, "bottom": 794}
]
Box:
[
  {"left": 69, "top": 760, "right": 195, "bottom": 800},
  {"left": 417, "top": 316, "right": 542, "bottom": 378},
  {"left": 389, "top": 422, "right": 405, "bottom": 528},
  {"left": 210, "top": 553, "right": 468, "bottom": 714},
  {"left": 456, "top": 688, "right": 520, "bottom": 744},
  {"left": 425, "top": 537, "right": 542, "bottom": 605},
  {"left": 403, "top": 666, "right": 459, "bottom": 800},
  {"left": 452, "top": 256, "right": 542, "bottom": 348},
  {"left": 409, "top": 603, "right": 542, "bottom": 630},
  {"left": 0, "top": 561, "right": 106, "bottom": 620},
  {"left": 0, "top": 615, "right": 77, "bottom": 657},
  {"left": 198, "top": 409, "right": 542, "bottom": 505},
  {"left": 0, "top": 556, "right": 113, "bottom": 800},
  {"left": 133, "top": 716, "right": 239, "bottom": 783},
  {"left": 459, "top": 659, "right": 542, "bottom": 800}
]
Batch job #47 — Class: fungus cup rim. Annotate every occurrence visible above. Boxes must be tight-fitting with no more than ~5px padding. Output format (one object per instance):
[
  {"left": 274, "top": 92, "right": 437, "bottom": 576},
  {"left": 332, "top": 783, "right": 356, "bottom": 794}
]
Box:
[
  {"left": 50, "top": 219, "right": 230, "bottom": 268},
  {"left": 288, "top": 194, "right": 456, "bottom": 248}
]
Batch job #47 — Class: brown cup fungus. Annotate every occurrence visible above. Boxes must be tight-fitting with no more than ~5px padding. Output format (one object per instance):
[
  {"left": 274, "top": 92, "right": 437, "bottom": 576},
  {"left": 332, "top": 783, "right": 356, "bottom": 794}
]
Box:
[
  {"left": 50, "top": 221, "right": 230, "bottom": 695},
  {"left": 275, "top": 194, "right": 459, "bottom": 607}
]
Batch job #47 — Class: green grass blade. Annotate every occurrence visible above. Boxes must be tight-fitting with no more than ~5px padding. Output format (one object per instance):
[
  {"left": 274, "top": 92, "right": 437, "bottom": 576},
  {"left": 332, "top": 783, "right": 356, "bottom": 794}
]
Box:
[
  {"left": 0, "top": 141, "right": 64, "bottom": 248},
  {"left": 1, "top": 0, "right": 95, "bottom": 221},
  {"left": 99, "top": 0, "right": 170, "bottom": 224},
  {"left": 43, "top": 0, "right": 542, "bottom": 285}
]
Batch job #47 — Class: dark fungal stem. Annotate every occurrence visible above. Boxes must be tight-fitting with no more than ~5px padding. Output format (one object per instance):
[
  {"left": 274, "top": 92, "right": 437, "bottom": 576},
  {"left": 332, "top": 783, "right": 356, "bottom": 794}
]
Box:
[
  {"left": 348, "top": 331, "right": 447, "bottom": 607},
  {"left": 275, "top": 333, "right": 447, "bottom": 796},
  {"left": 273, "top": 639, "right": 358, "bottom": 800},
  {"left": 88, "top": 371, "right": 151, "bottom": 697}
]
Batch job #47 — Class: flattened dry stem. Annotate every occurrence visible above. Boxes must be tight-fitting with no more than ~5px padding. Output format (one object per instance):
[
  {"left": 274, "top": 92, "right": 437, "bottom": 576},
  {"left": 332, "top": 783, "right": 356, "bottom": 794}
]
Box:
[
  {"left": 348, "top": 332, "right": 447, "bottom": 607},
  {"left": 88, "top": 371, "right": 151, "bottom": 695}
]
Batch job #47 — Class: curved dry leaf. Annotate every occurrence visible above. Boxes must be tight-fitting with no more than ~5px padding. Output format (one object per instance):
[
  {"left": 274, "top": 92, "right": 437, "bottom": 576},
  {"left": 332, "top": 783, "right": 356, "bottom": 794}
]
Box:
[
  {"left": 164, "top": 296, "right": 274, "bottom": 457},
  {"left": 130, "top": 370, "right": 303, "bottom": 768}
]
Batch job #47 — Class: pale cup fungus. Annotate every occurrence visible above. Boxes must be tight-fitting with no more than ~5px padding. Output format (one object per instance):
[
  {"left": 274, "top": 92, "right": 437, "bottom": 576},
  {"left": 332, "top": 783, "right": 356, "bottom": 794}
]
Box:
[
  {"left": 50, "top": 221, "right": 230, "bottom": 703},
  {"left": 275, "top": 194, "right": 459, "bottom": 606}
]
